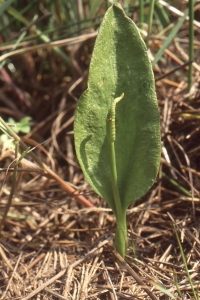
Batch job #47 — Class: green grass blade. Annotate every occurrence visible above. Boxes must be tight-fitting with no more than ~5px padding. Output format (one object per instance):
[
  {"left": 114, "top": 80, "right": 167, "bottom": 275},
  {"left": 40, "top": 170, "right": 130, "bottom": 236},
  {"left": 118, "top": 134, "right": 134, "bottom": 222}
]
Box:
[
  {"left": 173, "top": 268, "right": 182, "bottom": 297},
  {"left": 0, "top": 0, "right": 14, "bottom": 16},
  {"left": 88, "top": 0, "right": 103, "bottom": 19},
  {"left": 146, "top": 0, "right": 156, "bottom": 47},
  {"left": 152, "top": 9, "right": 188, "bottom": 67},
  {"left": 0, "top": 124, "right": 12, "bottom": 138},
  {"left": 0, "top": 30, "right": 27, "bottom": 69},
  {"left": 173, "top": 223, "right": 198, "bottom": 300},
  {"left": 162, "top": 172, "right": 191, "bottom": 197},
  {"left": 139, "top": 0, "right": 144, "bottom": 29},
  {"left": 105, "top": 0, "right": 110, "bottom": 9},
  {"left": 124, "top": 0, "right": 130, "bottom": 10},
  {"left": 154, "top": 2, "right": 170, "bottom": 29},
  {"left": 65, "top": 0, "right": 78, "bottom": 25},
  {"left": 7, "top": 6, "right": 71, "bottom": 64},
  {"left": 188, "top": 0, "right": 195, "bottom": 92},
  {"left": 0, "top": 0, "right": 38, "bottom": 34},
  {"left": 17, "top": 147, "right": 31, "bottom": 165},
  {"left": 149, "top": 281, "right": 176, "bottom": 299},
  {"left": 7, "top": 6, "right": 29, "bottom": 25}
]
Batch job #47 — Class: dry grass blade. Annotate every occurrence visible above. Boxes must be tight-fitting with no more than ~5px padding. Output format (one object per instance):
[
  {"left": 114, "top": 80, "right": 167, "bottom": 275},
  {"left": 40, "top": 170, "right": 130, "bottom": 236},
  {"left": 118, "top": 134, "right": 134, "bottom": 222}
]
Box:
[
  {"left": 112, "top": 250, "right": 158, "bottom": 300},
  {"left": 0, "top": 117, "right": 94, "bottom": 208},
  {"left": 0, "top": 32, "right": 97, "bottom": 62},
  {"left": 21, "top": 269, "right": 66, "bottom": 300},
  {"left": 1, "top": 252, "right": 22, "bottom": 299}
]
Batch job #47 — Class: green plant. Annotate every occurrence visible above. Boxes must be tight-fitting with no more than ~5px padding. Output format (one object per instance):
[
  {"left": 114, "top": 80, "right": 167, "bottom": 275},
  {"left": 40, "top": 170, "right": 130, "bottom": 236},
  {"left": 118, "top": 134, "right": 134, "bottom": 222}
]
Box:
[
  {"left": 74, "top": 4, "right": 161, "bottom": 258},
  {"left": 0, "top": 116, "right": 32, "bottom": 149}
]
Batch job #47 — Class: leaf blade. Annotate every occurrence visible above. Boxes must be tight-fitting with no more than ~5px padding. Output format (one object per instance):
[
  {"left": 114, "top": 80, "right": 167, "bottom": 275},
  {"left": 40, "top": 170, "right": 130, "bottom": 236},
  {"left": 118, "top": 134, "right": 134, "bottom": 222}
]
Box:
[{"left": 74, "top": 4, "right": 161, "bottom": 212}]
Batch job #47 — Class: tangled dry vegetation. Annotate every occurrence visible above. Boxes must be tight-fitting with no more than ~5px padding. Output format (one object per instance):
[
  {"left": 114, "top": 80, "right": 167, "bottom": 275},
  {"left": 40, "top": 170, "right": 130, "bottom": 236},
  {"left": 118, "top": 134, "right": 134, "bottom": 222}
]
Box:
[{"left": 0, "top": 4, "right": 200, "bottom": 300}]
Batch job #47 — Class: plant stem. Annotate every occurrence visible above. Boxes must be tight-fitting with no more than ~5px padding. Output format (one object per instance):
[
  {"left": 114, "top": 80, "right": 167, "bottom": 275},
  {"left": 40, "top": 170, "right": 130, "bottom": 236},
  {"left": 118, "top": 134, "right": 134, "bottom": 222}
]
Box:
[
  {"left": 115, "top": 211, "right": 127, "bottom": 258},
  {"left": 109, "top": 101, "right": 127, "bottom": 257},
  {"left": 110, "top": 138, "right": 122, "bottom": 219},
  {"left": 110, "top": 138, "right": 127, "bottom": 257}
]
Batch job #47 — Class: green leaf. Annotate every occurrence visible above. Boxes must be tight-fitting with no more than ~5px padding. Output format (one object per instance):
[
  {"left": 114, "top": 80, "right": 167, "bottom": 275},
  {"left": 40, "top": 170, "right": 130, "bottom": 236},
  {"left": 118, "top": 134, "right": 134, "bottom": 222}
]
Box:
[
  {"left": 74, "top": 4, "right": 160, "bottom": 214},
  {"left": 7, "top": 117, "right": 32, "bottom": 134},
  {"left": 16, "top": 116, "right": 32, "bottom": 133}
]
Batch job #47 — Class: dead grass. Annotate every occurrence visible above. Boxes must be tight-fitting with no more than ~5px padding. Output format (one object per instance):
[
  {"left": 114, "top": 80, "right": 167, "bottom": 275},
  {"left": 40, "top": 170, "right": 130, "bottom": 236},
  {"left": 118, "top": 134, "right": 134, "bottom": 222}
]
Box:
[{"left": 0, "top": 7, "right": 200, "bottom": 300}]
